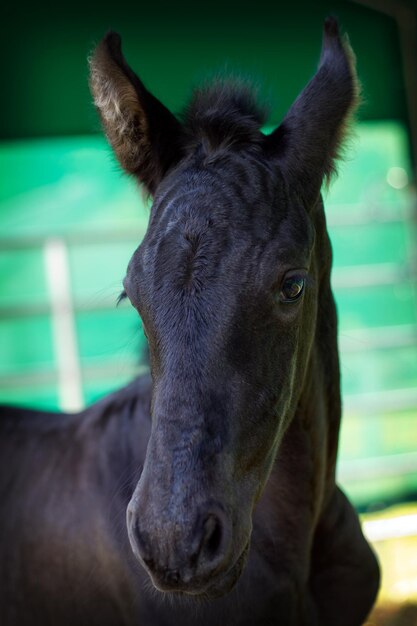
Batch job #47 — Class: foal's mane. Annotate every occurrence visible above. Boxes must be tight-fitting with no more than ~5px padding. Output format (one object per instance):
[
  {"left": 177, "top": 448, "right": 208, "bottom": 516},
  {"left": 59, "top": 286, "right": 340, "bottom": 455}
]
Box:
[{"left": 182, "top": 79, "right": 269, "bottom": 151}]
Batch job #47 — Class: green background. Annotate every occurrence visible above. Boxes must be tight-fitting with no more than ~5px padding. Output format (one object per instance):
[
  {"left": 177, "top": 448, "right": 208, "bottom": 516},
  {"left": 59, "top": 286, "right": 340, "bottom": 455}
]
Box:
[{"left": 0, "top": 0, "right": 408, "bottom": 138}]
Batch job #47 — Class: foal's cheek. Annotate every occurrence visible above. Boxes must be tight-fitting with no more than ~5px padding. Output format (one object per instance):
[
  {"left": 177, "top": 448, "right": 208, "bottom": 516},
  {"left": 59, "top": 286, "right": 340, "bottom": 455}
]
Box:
[{"left": 234, "top": 413, "right": 279, "bottom": 485}]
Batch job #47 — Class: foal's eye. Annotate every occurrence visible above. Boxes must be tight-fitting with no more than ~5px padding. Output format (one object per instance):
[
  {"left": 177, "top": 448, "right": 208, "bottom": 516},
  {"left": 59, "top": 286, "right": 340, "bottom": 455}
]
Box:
[{"left": 279, "top": 275, "right": 305, "bottom": 303}]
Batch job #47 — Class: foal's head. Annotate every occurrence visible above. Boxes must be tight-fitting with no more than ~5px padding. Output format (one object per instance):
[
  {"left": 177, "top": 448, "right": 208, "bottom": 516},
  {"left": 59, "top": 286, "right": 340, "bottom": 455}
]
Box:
[{"left": 90, "top": 18, "right": 358, "bottom": 598}]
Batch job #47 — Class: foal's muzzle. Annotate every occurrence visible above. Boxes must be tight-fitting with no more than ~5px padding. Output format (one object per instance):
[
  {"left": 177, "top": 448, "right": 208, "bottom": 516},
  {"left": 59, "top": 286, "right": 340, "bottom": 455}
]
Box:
[{"left": 126, "top": 503, "right": 234, "bottom": 594}]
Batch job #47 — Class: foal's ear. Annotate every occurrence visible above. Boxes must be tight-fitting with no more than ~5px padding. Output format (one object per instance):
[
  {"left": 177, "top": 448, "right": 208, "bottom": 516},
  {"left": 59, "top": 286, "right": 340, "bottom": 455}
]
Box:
[
  {"left": 265, "top": 17, "right": 360, "bottom": 203},
  {"left": 89, "top": 32, "right": 184, "bottom": 194}
]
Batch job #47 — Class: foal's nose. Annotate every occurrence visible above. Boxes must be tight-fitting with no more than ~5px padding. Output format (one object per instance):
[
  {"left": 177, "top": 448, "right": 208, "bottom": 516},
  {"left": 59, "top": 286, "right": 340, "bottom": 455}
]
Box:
[{"left": 126, "top": 505, "right": 231, "bottom": 591}]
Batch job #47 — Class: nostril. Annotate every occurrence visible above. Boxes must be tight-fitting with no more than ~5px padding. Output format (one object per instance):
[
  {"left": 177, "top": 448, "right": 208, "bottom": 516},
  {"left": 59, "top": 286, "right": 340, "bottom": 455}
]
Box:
[
  {"left": 165, "top": 569, "right": 180, "bottom": 585},
  {"left": 143, "top": 557, "right": 155, "bottom": 571},
  {"left": 202, "top": 515, "right": 223, "bottom": 560}
]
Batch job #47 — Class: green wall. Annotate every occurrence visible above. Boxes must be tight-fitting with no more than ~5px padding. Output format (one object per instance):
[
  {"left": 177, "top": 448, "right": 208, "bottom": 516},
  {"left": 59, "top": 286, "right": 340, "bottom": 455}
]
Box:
[{"left": 0, "top": 0, "right": 407, "bottom": 139}]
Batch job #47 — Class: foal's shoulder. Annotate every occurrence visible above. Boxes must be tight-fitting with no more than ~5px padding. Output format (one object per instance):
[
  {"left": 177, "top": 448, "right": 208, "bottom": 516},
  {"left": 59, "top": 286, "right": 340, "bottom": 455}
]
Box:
[
  {"left": 0, "top": 373, "right": 152, "bottom": 434},
  {"left": 0, "top": 402, "right": 71, "bottom": 433},
  {"left": 86, "top": 373, "right": 152, "bottom": 420}
]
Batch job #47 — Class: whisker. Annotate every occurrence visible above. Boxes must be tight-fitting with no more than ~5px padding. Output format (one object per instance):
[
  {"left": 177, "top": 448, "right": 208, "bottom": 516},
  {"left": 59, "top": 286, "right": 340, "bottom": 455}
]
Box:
[{"left": 117, "top": 290, "right": 128, "bottom": 306}]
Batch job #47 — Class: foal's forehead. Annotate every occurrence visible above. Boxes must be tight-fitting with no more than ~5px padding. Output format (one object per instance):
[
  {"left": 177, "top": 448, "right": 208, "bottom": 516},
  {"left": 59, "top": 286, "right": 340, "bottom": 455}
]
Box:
[
  {"left": 130, "top": 157, "right": 313, "bottom": 297},
  {"left": 148, "top": 155, "right": 315, "bottom": 258},
  {"left": 152, "top": 155, "right": 285, "bottom": 229}
]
